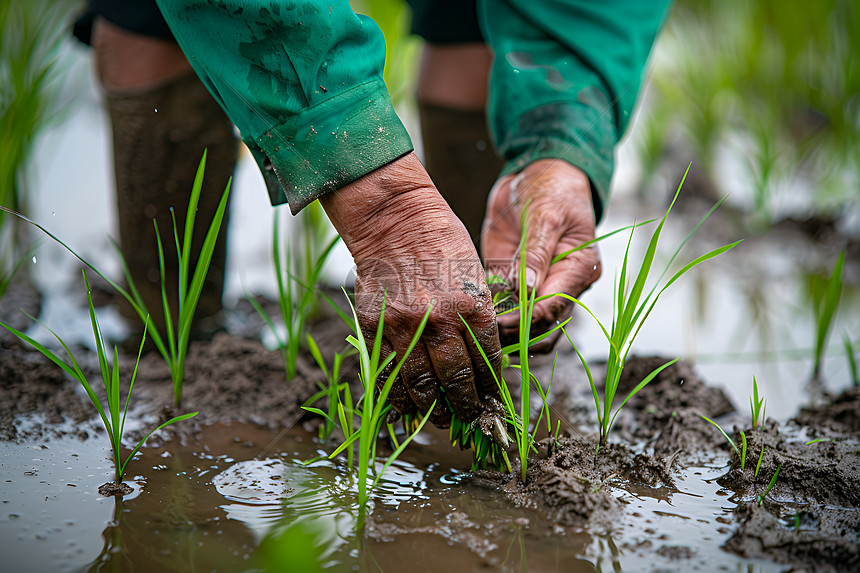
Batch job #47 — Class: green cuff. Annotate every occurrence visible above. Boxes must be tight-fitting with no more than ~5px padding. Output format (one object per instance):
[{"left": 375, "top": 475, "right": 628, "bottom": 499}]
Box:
[
  {"left": 498, "top": 97, "right": 617, "bottom": 223},
  {"left": 246, "top": 79, "right": 414, "bottom": 214}
]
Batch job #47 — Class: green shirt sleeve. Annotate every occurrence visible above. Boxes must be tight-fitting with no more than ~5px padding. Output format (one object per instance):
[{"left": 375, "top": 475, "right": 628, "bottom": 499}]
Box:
[
  {"left": 479, "top": 0, "right": 670, "bottom": 221},
  {"left": 154, "top": 0, "right": 414, "bottom": 214}
]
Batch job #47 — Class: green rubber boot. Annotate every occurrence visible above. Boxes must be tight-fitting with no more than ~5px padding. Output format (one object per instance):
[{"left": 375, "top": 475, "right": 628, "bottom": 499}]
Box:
[{"left": 106, "top": 72, "right": 238, "bottom": 338}]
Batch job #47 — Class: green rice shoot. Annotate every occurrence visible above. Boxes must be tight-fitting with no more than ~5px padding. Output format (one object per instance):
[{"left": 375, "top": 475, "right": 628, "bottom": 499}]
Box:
[{"left": 0, "top": 269, "right": 197, "bottom": 484}]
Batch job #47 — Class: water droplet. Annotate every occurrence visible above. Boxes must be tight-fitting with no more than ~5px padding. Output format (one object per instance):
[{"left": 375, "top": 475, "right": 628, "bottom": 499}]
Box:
[
  {"left": 593, "top": 265, "right": 597, "bottom": 270},
  {"left": 154, "top": 108, "right": 158, "bottom": 113},
  {"left": 32, "top": 256, "right": 37, "bottom": 264}
]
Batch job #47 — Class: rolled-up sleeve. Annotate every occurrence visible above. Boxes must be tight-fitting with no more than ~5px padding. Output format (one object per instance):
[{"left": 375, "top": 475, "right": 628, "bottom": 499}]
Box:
[{"left": 155, "top": 0, "right": 414, "bottom": 214}]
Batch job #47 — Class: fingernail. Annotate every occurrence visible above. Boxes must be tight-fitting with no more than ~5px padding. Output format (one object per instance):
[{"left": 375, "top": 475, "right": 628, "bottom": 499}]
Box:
[
  {"left": 525, "top": 268, "right": 537, "bottom": 289},
  {"left": 493, "top": 415, "right": 510, "bottom": 449}
]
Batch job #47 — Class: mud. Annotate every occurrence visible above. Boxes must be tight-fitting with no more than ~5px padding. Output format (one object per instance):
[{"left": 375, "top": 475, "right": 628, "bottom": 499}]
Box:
[
  {"left": 2, "top": 275, "right": 859, "bottom": 572},
  {"left": 98, "top": 481, "right": 133, "bottom": 497},
  {"left": 477, "top": 358, "right": 860, "bottom": 572},
  {"left": 709, "top": 386, "right": 860, "bottom": 571},
  {"left": 615, "top": 356, "right": 738, "bottom": 458},
  {"left": 471, "top": 436, "right": 677, "bottom": 531},
  {"left": 0, "top": 279, "right": 355, "bottom": 443},
  {"left": 1, "top": 276, "right": 95, "bottom": 441},
  {"left": 793, "top": 385, "right": 860, "bottom": 436}
]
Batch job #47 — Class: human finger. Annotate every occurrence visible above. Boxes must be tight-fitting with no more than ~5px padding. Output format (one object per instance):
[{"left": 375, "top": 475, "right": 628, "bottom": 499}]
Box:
[
  {"left": 462, "top": 315, "right": 504, "bottom": 403},
  {"left": 369, "top": 331, "right": 417, "bottom": 418},
  {"left": 425, "top": 329, "right": 482, "bottom": 422},
  {"left": 528, "top": 244, "right": 602, "bottom": 353},
  {"left": 397, "top": 339, "right": 451, "bottom": 427}
]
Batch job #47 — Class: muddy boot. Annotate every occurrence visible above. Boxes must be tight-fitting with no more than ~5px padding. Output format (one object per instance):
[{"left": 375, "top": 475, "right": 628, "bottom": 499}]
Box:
[
  {"left": 106, "top": 72, "right": 238, "bottom": 339},
  {"left": 418, "top": 100, "right": 504, "bottom": 250}
]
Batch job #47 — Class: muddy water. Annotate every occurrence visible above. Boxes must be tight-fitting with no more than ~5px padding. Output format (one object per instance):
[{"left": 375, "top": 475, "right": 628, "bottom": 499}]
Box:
[{"left": 2, "top": 419, "right": 790, "bottom": 573}]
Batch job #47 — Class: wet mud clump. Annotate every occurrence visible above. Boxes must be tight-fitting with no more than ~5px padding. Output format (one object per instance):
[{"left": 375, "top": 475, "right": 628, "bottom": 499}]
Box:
[
  {"left": 715, "top": 387, "right": 860, "bottom": 571},
  {"left": 793, "top": 385, "right": 860, "bottom": 436},
  {"left": 472, "top": 436, "right": 677, "bottom": 531},
  {"left": 98, "top": 481, "right": 133, "bottom": 497},
  {"left": 0, "top": 283, "right": 352, "bottom": 442},
  {"left": 616, "top": 356, "right": 737, "bottom": 457}
]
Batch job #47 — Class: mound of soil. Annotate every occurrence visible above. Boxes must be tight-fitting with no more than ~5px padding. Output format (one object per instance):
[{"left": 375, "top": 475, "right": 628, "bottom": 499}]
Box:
[
  {"left": 0, "top": 281, "right": 354, "bottom": 442},
  {"left": 793, "top": 385, "right": 860, "bottom": 436},
  {"left": 567, "top": 356, "right": 738, "bottom": 459},
  {"left": 718, "top": 426, "right": 860, "bottom": 508},
  {"left": 0, "top": 341, "right": 95, "bottom": 441},
  {"left": 617, "top": 357, "right": 736, "bottom": 450},
  {"left": 714, "top": 386, "right": 860, "bottom": 572},
  {"left": 471, "top": 436, "right": 677, "bottom": 531}
]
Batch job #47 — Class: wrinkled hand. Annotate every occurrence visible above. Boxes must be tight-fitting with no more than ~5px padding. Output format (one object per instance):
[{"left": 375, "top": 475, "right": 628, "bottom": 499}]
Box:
[
  {"left": 320, "top": 153, "right": 503, "bottom": 428},
  {"left": 481, "top": 160, "right": 602, "bottom": 352}
]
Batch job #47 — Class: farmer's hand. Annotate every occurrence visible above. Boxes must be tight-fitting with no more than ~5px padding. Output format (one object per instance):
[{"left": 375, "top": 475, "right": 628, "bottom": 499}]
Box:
[
  {"left": 481, "top": 160, "right": 601, "bottom": 352},
  {"left": 320, "top": 153, "right": 504, "bottom": 428}
]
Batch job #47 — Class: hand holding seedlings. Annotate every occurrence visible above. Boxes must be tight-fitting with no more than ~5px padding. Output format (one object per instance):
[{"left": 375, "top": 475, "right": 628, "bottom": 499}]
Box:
[
  {"left": 320, "top": 153, "right": 505, "bottom": 430},
  {"left": 482, "top": 160, "right": 601, "bottom": 352}
]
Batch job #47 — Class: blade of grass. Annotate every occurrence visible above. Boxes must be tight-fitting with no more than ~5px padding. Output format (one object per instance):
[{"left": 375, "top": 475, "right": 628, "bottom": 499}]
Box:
[
  {"left": 701, "top": 415, "right": 740, "bottom": 455},
  {"left": 2, "top": 269, "right": 197, "bottom": 484},
  {"left": 812, "top": 251, "right": 844, "bottom": 381},
  {"left": 759, "top": 465, "right": 780, "bottom": 505},
  {"left": 844, "top": 334, "right": 858, "bottom": 387},
  {"left": 754, "top": 444, "right": 766, "bottom": 478}
]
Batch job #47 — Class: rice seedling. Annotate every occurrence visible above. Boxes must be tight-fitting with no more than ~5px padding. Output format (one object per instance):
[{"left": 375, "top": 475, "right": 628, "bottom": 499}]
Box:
[
  {"left": 326, "top": 291, "right": 435, "bottom": 516},
  {"left": 641, "top": 0, "right": 860, "bottom": 225},
  {"left": 456, "top": 317, "right": 518, "bottom": 473},
  {"left": 561, "top": 165, "right": 740, "bottom": 452},
  {"left": 701, "top": 415, "right": 743, "bottom": 460},
  {"left": 754, "top": 444, "right": 766, "bottom": 479},
  {"left": 462, "top": 209, "right": 576, "bottom": 480},
  {"left": 2, "top": 154, "right": 231, "bottom": 408},
  {"left": 0, "top": 270, "right": 197, "bottom": 486},
  {"left": 0, "top": 0, "right": 72, "bottom": 295},
  {"left": 810, "top": 251, "right": 844, "bottom": 384},
  {"left": 513, "top": 218, "right": 538, "bottom": 482},
  {"left": 758, "top": 466, "right": 781, "bottom": 506},
  {"left": 843, "top": 334, "right": 858, "bottom": 387},
  {"left": 705, "top": 375, "right": 769, "bottom": 469},
  {"left": 467, "top": 180, "right": 725, "bottom": 474},
  {"left": 113, "top": 152, "right": 231, "bottom": 407},
  {"left": 1, "top": 153, "right": 227, "bottom": 410},
  {"left": 248, "top": 207, "right": 341, "bottom": 381},
  {"left": 302, "top": 333, "right": 355, "bottom": 443},
  {"left": 750, "top": 376, "right": 766, "bottom": 429}
]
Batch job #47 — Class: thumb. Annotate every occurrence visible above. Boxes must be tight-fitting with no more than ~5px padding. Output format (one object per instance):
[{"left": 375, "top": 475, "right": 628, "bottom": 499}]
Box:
[{"left": 509, "top": 211, "right": 564, "bottom": 298}]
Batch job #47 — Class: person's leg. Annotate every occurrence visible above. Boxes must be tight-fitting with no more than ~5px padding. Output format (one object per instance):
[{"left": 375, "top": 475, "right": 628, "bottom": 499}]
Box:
[
  {"left": 416, "top": 43, "right": 503, "bottom": 249},
  {"left": 91, "top": 17, "right": 237, "bottom": 336},
  {"left": 409, "top": 0, "right": 501, "bottom": 248}
]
